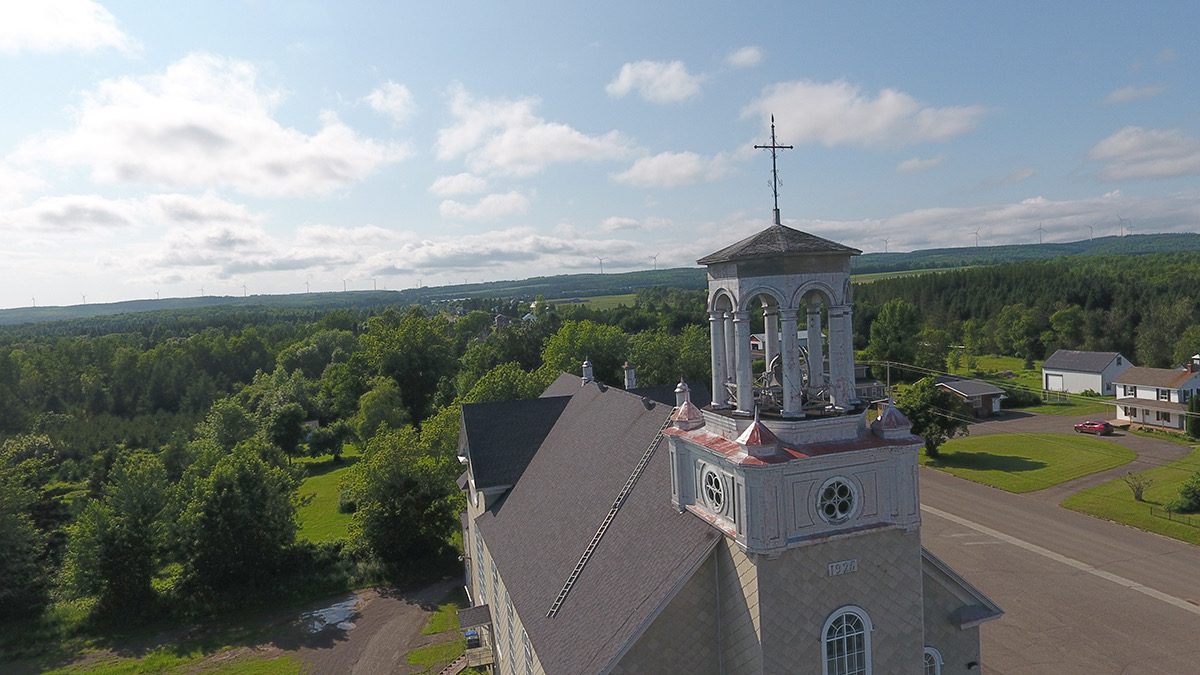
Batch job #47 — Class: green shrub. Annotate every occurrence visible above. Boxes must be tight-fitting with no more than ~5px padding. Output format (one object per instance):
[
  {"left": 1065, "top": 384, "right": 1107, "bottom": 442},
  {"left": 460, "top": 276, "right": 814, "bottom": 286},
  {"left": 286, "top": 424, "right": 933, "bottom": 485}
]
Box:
[
  {"left": 338, "top": 489, "right": 357, "bottom": 514},
  {"left": 1166, "top": 471, "right": 1200, "bottom": 513}
]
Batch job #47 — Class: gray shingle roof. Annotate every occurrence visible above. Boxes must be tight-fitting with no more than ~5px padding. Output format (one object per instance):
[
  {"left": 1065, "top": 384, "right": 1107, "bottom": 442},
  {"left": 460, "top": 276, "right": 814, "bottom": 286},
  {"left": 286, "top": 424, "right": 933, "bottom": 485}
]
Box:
[
  {"left": 457, "top": 604, "right": 492, "bottom": 629},
  {"left": 1042, "top": 349, "right": 1125, "bottom": 373},
  {"left": 934, "top": 376, "right": 1005, "bottom": 398},
  {"left": 460, "top": 396, "right": 571, "bottom": 490},
  {"left": 473, "top": 383, "right": 718, "bottom": 675},
  {"left": 696, "top": 223, "right": 860, "bottom": 265}
]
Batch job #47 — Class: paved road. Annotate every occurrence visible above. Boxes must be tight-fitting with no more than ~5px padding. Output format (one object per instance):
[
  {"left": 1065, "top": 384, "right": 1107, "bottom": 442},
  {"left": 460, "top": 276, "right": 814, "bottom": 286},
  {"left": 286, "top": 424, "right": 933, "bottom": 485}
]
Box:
[{"left": 921, "top": 466, "right": 1200, "bottom": 674}]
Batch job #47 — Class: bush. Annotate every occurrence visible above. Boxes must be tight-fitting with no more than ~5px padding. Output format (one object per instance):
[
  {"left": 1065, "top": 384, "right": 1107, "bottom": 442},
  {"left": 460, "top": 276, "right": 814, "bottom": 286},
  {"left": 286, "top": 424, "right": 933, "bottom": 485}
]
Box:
[
  {"left": 1166, "top": 471, "right": 1200, "bottom": 513},
  {"left": 338, "top": 489, "right": 357, "bottom": 514},
  {"left": 1000, "top": 385, "right": 1041, "bottom": 408},
  {"left": 1081, "top": 389, "right": 1102, "bottom": 398}
]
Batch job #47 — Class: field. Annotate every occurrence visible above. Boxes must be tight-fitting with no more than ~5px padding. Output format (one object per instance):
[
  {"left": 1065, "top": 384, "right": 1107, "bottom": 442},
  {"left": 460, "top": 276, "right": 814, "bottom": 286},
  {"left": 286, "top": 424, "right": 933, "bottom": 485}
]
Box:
[
  {"left": 921, "top": 433, "right": 1135, "bottom": 493},
  {"left": 946, "top": 354, "right": 1114, "bottom": 416},
  {"left": 294, "top": 448, "right": 361, "bottom": 544},
  {"left": 1063, "top": 441, "right": 1200, "bottom": 546},
  {"left": 548, "top": 293, "right": 636, "bottom": 310}
]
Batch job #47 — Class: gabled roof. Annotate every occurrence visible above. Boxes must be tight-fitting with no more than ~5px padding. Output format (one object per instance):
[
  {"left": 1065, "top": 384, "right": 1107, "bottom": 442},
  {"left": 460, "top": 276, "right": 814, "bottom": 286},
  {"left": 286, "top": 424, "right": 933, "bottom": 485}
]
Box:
[
  {"left": 696, "top": 223, "right": 860, "bottom": 264},
  {"left": 1113, "top": 366, "right": 1200, "bottom": 389},
  {"left": 460, "top": 395, "right": 570, "bottom": 490},
  {"left": 474, "top": 382, "right": 717, "bottom": 675},
  {"left": 934, "top": 376, "right": 1005, "bottom": 398},
  {"left": 922, "top": 548, "right": 1003, "bottom": 629},
  {"left": 1042, "top": 349, "right": 1125, "bottom": 373}
]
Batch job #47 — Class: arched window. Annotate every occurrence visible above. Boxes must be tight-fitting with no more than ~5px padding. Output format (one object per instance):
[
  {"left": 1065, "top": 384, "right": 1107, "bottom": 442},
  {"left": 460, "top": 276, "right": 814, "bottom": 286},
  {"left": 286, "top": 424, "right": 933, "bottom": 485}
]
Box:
[
  {"left": 923, "top": 647, "right": 943, "bottom": 675},
  {"left": 822, "top": 606, "right": 872, "bottom": 675}
]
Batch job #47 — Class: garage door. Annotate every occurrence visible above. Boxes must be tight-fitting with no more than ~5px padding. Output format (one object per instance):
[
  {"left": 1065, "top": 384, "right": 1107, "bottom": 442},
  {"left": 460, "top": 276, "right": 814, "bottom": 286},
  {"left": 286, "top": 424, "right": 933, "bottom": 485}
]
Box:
[{"left": 1046, "top": 373, "right": 1064, "bottom": 391}]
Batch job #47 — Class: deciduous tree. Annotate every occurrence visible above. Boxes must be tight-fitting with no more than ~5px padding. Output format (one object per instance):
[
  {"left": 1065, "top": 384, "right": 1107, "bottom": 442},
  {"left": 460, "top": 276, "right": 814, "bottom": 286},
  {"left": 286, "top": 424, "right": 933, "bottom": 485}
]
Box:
[{"left": 895, "top": 377, "right": 971, "bottom": 458}]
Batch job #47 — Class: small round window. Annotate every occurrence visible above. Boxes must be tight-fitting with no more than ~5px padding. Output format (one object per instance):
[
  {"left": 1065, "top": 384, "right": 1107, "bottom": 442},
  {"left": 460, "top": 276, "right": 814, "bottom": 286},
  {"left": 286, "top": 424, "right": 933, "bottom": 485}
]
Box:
[
  {"left": 703, "top": 470, "right": 725, "bottom": 513},
  {"left": 817, "top": 477, "right": 857, "bottom": 524}
]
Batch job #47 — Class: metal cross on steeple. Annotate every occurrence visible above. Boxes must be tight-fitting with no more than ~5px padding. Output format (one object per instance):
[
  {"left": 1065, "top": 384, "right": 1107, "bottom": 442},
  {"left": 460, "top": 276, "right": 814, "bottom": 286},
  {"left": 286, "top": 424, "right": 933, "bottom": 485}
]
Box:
[{"left": 754, "top": 115, "right": 793, "bottom": 225}]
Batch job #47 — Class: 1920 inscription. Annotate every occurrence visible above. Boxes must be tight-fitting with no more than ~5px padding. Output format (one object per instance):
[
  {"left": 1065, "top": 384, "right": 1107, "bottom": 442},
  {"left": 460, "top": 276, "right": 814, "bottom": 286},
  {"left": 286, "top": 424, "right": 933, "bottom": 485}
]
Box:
[{"left": 828, "top": 559, "right": 858, "bottom": 577}]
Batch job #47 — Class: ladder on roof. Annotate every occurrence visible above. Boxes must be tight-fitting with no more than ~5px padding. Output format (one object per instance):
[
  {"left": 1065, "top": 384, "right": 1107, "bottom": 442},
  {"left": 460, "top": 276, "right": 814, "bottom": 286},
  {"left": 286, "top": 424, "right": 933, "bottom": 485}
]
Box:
[{"left": 546, "top": 408, "right": 676, "bottom": 618}]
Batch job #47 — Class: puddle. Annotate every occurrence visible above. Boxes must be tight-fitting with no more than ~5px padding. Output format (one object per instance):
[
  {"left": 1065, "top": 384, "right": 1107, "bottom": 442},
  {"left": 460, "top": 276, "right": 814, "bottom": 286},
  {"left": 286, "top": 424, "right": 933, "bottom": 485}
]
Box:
[{"left": 298, "top": 596, "right": 364, "bottom": 633}]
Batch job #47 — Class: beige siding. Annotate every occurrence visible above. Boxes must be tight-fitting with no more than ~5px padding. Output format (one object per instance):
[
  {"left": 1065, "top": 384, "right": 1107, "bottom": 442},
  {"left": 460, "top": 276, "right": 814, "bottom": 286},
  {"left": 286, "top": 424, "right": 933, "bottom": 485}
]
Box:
[
  {"left": 922, "top": 568, "right": 982, "bottom": 674},
  {"left": 719, "top": 537, "right": 763, "bottom": 673},
  {"left": 756, "top": 527, "right": 924, "bottom": 673},
  {"left": 610, "top": 552, "right": 721, "bottom": 674}
]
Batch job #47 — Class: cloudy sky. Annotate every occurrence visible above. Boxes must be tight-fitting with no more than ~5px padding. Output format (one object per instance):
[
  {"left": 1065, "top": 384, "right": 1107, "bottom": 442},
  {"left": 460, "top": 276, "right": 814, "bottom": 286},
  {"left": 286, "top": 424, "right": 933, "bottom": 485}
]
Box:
[{"left": 2, "top": 1, "right": 1198, "bottom": 309}]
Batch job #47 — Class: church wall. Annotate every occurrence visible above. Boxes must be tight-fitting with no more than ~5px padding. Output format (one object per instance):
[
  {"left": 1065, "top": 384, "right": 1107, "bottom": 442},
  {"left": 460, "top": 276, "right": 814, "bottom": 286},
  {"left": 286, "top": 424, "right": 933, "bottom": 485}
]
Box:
[
  {"left": 718, "top": 537, "right": 764, "bottom": 673},
  {"left": 610, "top": 551, "right": 721, "bottom": 675},
  {"left": 757, "top": 527, "right": 925, "bottom": 674},
  {"left": 922, "top": 569, "right": 983, "bottom": 673}
]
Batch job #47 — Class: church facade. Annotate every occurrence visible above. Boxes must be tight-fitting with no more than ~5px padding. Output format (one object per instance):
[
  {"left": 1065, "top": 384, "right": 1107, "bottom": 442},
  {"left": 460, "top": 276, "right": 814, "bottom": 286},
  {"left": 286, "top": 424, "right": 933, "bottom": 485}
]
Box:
[{"left": 457, "top": 223, "right": 1001, "bottom": 674}]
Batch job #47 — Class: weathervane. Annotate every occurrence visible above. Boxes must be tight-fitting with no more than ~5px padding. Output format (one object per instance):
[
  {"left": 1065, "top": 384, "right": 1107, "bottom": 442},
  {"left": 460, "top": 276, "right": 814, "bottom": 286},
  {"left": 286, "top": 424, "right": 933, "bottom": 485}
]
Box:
[{"left": 754, "top": 114, "right": 793, "bottom": 225}]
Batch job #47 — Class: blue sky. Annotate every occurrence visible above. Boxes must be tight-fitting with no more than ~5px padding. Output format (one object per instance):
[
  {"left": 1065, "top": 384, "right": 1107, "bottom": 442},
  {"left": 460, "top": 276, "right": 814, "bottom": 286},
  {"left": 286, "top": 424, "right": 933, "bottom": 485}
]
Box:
[{"left": 1, "top": 1, "right": 1198, "bottom": 309}]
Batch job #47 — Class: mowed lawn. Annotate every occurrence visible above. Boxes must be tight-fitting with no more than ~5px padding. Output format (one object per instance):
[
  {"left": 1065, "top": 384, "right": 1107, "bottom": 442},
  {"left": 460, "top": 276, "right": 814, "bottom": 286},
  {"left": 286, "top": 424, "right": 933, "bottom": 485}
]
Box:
[
  {"left": 947, "top": 354, "right": 1113, "bottom": 417},
  {"left": 1063, "top": 444, "right": 1200, "bottom": 546},
  {"left": 921, "top": 433, "right": 1135, "bottom": 493},
  {"left": 295, "top": 448, "right": 361, "bottom": 544}
]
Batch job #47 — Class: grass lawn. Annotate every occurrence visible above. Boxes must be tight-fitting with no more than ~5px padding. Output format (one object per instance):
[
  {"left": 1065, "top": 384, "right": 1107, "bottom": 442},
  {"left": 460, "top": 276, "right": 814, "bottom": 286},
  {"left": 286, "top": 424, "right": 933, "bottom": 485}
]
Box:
[
  {"left": 921, "top": 433, "right": 1135, "bottom": 493},
  {"left": 406, "top": 640, "right": 465, "bottom": 674},
  {"left": 421, "top": 588, "right": 468, "bottom": 635},
  {"left": 945, "top": 354, "right": 1115, "bottom": 417},
  {"left": 549, "top": 293, "right": 636, "bottom": 310},
  {"left": 1063, "top": 443, "right": 1200, "bottom": 546},
  {"left": 295, "top": 448, "right": 361, "bottom": 544}
]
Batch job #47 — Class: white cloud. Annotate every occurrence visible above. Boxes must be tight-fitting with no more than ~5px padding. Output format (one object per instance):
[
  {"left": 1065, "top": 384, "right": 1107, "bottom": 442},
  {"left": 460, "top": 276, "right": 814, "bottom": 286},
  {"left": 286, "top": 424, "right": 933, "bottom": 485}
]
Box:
[
  {"left": 606, "top": 60, "right": 704, "bottom": 103},
  {"left": 437, "top": 84, "right": 634, "bottom": 176},
  {"left": 612, "top": 151, "right": 732, "bottom": 188},
  {"left": 0, "top": 191, "right": 258, "bottom": 236},
  {"left": 0, "top": 0, "right": 135, "bottom": 54},
  {"left": 12, "top": 52, "right": 409, "bottom": 197},
  {"left": 743, "top": 79, "right": 985, "bottom": 147},
  {"left": 895, "top": 155, "right": 945, "bottom": 174},
  {"left": 364, "top": 80, "right": 416, "bottom": 124},
  {"left": 725, "top": 46, "right": 762, "bottom": 69},
  {"left": 1089, "top": 126, "right": 1200, "bottom": 180},
  {"left": 428, "top": 173, "right": 487, "bottom": 197},
  {"left": 1104, "top": 84, "right": 1168, "bottom": 104},
  {"left": 600, "top": 216, "right": 640, "bottom": 232},
  {"left": 0, "top": 162, "right": 46, "bottom": 208},
  {"left": 439, "top": 191, "right": 531, "bottom": 221}
]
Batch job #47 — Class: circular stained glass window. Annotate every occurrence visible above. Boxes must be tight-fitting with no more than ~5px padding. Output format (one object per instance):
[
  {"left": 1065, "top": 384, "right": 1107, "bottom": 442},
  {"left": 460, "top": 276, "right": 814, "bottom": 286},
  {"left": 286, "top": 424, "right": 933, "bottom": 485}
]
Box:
[
  {"left": 817, "top": 477, "right": 856, "bottom": 524},
  {"left": 703, "top": 470, "right": 724, "bottom": 513}
]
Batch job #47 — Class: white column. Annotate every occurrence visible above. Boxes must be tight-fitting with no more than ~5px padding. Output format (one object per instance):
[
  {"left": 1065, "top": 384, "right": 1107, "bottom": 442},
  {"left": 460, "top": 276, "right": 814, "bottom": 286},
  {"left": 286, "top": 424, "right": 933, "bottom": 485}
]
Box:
[
  {"left": 828, "top": 304, "right": 858, "bottom": 407},
  {"left": 780, "top": 308, "right": 803, "bottom": 418},
  {"left": 733, "top": 310, "right": 753, "bottom": 413},
  {"left": 710, "top": 310, "right": 729, "bottom": 408},
  {"left": 763, "top": 307, "right": 779, "bottom": 384},
  {"left": 806, "top": 303, "right": 825, "bottom": 392},
  {"left": 724, "top": 312, "right": 736, "bottom": 381}
]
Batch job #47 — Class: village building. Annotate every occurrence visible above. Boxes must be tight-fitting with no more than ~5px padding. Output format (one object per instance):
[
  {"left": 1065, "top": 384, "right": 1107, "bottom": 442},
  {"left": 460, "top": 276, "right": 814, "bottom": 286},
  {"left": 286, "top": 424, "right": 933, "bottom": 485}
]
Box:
[
  {"left": 934, "top": 376, "right": 1006, "bottom": 418},
  {"left": 456, "top": 220, "right": 1001, "bottom": 673},
  {"left": 1112, "top": 357, "right": 1200, "bottom": 431},
  {"left": 1041, "top": 350, "right": 1131, "bottom": 395}
]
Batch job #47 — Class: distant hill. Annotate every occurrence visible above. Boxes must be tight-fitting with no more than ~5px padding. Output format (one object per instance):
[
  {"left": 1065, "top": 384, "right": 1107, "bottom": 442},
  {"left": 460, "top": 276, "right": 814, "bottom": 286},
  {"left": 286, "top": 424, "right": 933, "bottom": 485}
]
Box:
[{"left": 2, "top": 232, "right": 1195, "bottom": 327}]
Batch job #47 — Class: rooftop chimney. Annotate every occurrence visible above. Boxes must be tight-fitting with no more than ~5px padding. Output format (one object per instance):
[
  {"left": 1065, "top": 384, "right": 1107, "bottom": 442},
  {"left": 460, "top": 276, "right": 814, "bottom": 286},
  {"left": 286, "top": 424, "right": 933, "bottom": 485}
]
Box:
[
  {"left": 582, "top": 358, "right": 594, "bottom": 385},
  {"left": 624, "top": 361, "right": 636, "bottom": 389}
]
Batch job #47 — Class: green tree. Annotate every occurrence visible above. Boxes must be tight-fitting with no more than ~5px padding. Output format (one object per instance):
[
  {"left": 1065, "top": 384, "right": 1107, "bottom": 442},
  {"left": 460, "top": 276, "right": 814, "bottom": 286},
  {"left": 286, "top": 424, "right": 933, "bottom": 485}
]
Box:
[
  {"left": 353, "top": 378, "right": 412, "bottom": 440},
  {"left": 895, "top": 377, "right": 971, "bottom": 458},
  {"left": 174, "top": 442, "right": 298, "bottom": 595},
  {"left": 867, "top": 299, "right": 921, "bottom": 375},
  {"left": 0, "top": 445, "right": 47, "bottom": 622},
  {"left": 914, "top": 328, "right": 951, "bottom": 375},
  {"left": 462, "top": 362, "right": 557, "bottom": 404},
  {"left": 628, "top": 325, "right": 710, "bottom": 386},
  {"left": 1188, "top": 396, "right": 1200, "bottom": 439},
  {"left": 362, "top": 309, "right": 456, "bottom": 421},
  {"left": 265, "top": 401, "right": 307, "bottom": 462},
  {"left": 342, "top": 425, "right": 461, "bottom": 574},
  {"left": 541, "top": 320, "right": 628, "bottom": 384},
  {"left": 1172, "top": 325, "right": 1200, "bottom": 370},
  {"left": 61, "top": 453, "right": 168, "bottom": 615}
]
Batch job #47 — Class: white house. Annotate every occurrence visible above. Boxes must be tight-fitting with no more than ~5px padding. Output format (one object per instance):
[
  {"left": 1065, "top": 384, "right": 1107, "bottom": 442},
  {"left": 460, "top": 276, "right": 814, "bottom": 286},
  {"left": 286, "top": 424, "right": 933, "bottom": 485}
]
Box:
[
  {"left": 1041, "top": 350, "right": 1131, "bottom": 395},
  {"left": 1113, "top": 362, "right": 1200, "bottom": 431}
]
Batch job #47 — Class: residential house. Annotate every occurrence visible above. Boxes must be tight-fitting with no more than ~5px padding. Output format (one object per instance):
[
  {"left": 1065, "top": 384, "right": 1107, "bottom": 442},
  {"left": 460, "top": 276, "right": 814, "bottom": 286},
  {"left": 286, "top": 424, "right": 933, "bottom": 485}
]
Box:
[
  {"left": 1113, "top": 361, "right": 1200, "bottom": 431},
  {"left": 935, "top": 376, "right": 1006, "bottom": 417},
  {"left": 456, "top": 224, "right": 1000, "bottom": 674},
  {"left": 1041, "top": 350, "right": 1131, "bottom": 395}
]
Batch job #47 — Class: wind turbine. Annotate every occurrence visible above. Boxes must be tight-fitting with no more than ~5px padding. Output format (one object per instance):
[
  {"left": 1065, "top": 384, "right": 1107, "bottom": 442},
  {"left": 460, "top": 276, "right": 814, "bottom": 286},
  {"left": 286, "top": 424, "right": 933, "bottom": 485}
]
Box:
[
  {"left": 342, "top": 279, "right": 348, "bottom": 292},
  {"left": 198, "top": 287, "right": 204, "bottom": 297},
  {"left": 241, "top": 283, "right": 247, "bottom": 297},
  {"left": 972, "top": 230, "right": 981, "bottom": 247},
  {"left": 881, "top": 236, "right": 891, "bottom": 253},
  {"left": 304, "top": 279, "right": 310, "bottom": 293},
  {"left": 596, "top": 255, "right": 606, "bottom": 274},
  {"left": 31, "top": 297, "right": 35, "bottom": 307},
  {"left": 155, "top": 291, "right": 160, "bottom": 300},
  {"left": 651, "top": 253, "right": 660, "bottom": 270},
  {"left": 1035, "top": 222, "right": 1046, "bottom": 245},
  {"left": 372, "top": 277, "right": 377, "bottom": 291},
  {"left": 1117, "top": 214, "right": 1128, "bottom": 237},
  {"left": 1088, "top": 221, "right": 1097, "bottom": 241},
  {"left": 81, "top": 293, "right": 86, "bottom": 304}
]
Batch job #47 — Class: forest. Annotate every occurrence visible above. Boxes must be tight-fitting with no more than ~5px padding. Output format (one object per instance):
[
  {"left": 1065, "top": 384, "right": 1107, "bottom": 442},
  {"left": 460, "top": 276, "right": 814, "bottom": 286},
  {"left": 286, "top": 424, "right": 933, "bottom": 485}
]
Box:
[{"left": 3, "top": 249, "right": 1200, "bottom": 657}]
